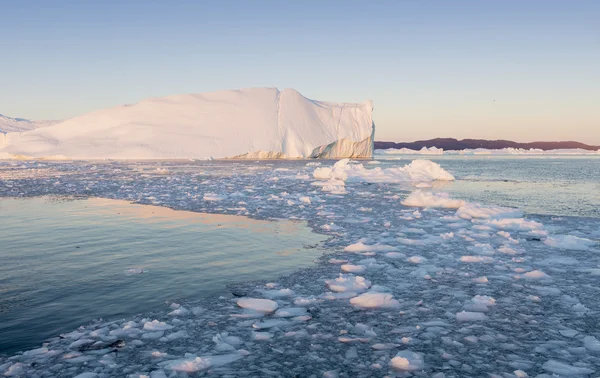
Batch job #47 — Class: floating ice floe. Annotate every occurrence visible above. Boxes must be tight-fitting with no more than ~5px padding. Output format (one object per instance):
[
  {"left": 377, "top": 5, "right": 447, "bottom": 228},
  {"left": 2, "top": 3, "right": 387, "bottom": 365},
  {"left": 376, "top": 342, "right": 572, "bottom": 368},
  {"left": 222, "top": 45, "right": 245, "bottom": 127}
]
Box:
[
  {"left": 390, "top": 350, "right": 424, "bottom": 371},
  {"left": 544, "top": 234, "right": 597, "bottom": 251},
  {"left": 236, "top": 298, "right": 278, "bottom": 314},
  {"left": 313, "top": 159, "right": 455, "bottom": 184},
  {"left": 124, "top": 267, "right": 148, "bottom": 275},
  {"left": 162, "top": 350, "right": 249, "bottom": 373},
  {"left": 402, "top": 191, "right": 466, "bottom": 208},
  {"left": 350, "top": 292, "right": 400, "bottom": 309},
  {"left": 326, "top": 274, "right": 371, "bottom": 293}
]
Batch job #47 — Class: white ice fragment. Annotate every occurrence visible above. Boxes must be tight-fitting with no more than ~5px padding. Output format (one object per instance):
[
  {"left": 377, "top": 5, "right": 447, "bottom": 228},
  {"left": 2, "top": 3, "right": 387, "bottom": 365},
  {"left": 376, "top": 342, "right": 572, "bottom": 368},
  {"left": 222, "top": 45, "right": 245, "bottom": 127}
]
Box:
[
  {"left": 407, "top": 255, "right": 426, "bottom": 264},
  {"left": 326, "top": 274, "right": 371, "bottom": 293},
  {"left": 401, "top": 191, "right": 465, "bottom": 209},
  {"left": 149, "top": 371, "right": 168, "bottom": 378},
  {"left": 124, "top": 267, "right": 148, "bottom": 275},
  {"left": 168, "top": 306, "right": 190, "bottom": 316},
  {"left": 583, "top": 336, "right": 600, "bottom": 352},
  {"left": 456, "top": 311, "right": 488, "bottom": 322},
  {"left": 203, "top": 193, "right": 227, "bottom": 201},
  {"left": 440, "top": 232, "right": 454, "bottom": 239},
  {"left": 252, "top": 332, "right": 273, "bottom": 341},
  {"left": 274, "top": 307, "right": 308, "bottom": 318},
  {"left": 252, "top": 319, "right": 287, "bottom": 329},
  {"left": 390, "top": 350, "right": 424, "bottom": 371},
  {"left": 544, "top": 235, "right": 596, "bottom": 251},
  {"left": 165, "top": 330, "right": 189, "bottom": 341},
  {"left": 460, "top": 256, "right": 494, "bottom": 263},
  {"left": 472, "top": 276, "right": 489, "bottom": 284},
  {"left": 315, "top": 159, "right": 454, "bottom": 183},
  {"left": 521, "top": 270, "right": 551, "bottom": 280},
  {"left": 372, "top": 343, "right": 400, "bottom": 350},
  {"left": 340, "top": 264, "right": 366, "bottom": 273},
  {"left": 236, "top": 298, "right": 278, "bottom": 314},
  {"left": 164, "top": 351, "right": 248, "bottom": 372},
  {"left": 471, "top": 295, "right": 496, "bottom": 306},
  {"left": 384, "top": 252, "right": 406, "bottom": 259},
  {"left": 344, "top": 242, "right": 396, "bottom": 253},
  {"left": 350, "top": 292, "right": 400, "bottom": 309},
  {"left": 542, "top": 360, "right": 595, "bottom": 376},
  {"left": 143, "top": 320, "right": 173, "bottom": 331}
]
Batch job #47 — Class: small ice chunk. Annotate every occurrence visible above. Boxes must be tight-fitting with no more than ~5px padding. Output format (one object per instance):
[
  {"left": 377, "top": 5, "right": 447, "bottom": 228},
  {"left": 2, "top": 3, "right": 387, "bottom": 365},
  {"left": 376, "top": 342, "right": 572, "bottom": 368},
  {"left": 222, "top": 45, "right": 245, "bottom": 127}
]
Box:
[
  {"left": 384, "top": 252, "right": 406, "bottom": 259},
  {"left": 456, "top": 311, "right": 488, "bottom": 322},
  {"left": 407, "top": 255, "right": 426, "bottom": 264},
  {"left": 340, "top": 264, "right": 366, "bottom": 273},
  {"left": 460, "top": 256, "right": 494, "bottom": 263},
  {"left": 252, "top": 319, "right": 287, "bottom": 329},
  {"left": 542, "top": 359, "right": 595, "bottom": 375},
  {"left": 252, "top": 332, "right": 273, "bottom": 341},
  {"left": 73, "top": 374, "right": 99, "bottom": 378},
  {"left": 521, "top": 270, "right": 551, "bottom": 280},
  {"left": 274, "top": 307, "right": 308, "bottom": 318},
  {"left": 472, "top": 276, "right": 489, "bottom": 284},
  {"left": 350, "top": 292, "right": 400, "bottom": 309},
  {"left": 544, "top": 235, "right": 596, "bottom": 251},
  {"left": 125, "top": 267, "right": 147, "bottom": 275},
  {"left": 203, "top": 193, "right": 227, "bottom": 201},
  {"left": 164, "top": 352, "right": 247, "bottom": 372},
  {"left": 390, "top": 350, "right": 424, "bottom": 371},
  {"left": 236, "top": 298, "right": 278, "bottom": 314},
  {"left": 583, "top": 336, "right": 600, "bottom": 352},
  {"left": 344, "top": 242, "right": 396, "bottom": 253},
  {"left": 326, "top": 274, "right": 371, "bottom": 293},
  {"left": 471, "top": 295, "right": 496, "bottom": 306},
  {"left": 143, "top": 320, "right": 173, "bottom": 331},
  {"left": 401, "top": 191, "right": 465, "bottom": 209}
]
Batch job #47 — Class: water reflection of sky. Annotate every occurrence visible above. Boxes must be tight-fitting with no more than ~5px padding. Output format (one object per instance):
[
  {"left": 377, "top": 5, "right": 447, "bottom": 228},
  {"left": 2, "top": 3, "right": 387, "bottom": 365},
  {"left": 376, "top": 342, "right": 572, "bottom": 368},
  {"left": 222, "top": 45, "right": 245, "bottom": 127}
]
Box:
[{"left": 0, "top": 197, "right": 326, "bottom": 354}]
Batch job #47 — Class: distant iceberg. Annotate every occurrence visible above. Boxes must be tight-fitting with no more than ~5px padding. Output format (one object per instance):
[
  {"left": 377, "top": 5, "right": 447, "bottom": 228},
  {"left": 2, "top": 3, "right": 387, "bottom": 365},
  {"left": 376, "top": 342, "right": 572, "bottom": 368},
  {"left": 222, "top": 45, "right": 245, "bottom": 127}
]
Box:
[
  {"left": 0, "top": 88, "right": 374, "bottom": 160},
  {"left": 376, "top": 147, "right": 600, "bottom": 156}
]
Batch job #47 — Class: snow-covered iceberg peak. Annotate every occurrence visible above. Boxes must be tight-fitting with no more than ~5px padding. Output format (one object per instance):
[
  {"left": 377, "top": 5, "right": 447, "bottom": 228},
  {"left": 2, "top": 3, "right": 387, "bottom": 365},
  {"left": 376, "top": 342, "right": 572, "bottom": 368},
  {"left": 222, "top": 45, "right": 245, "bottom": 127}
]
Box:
[{"left": 0, "top": 88, "right": 375, "bottom": 160}]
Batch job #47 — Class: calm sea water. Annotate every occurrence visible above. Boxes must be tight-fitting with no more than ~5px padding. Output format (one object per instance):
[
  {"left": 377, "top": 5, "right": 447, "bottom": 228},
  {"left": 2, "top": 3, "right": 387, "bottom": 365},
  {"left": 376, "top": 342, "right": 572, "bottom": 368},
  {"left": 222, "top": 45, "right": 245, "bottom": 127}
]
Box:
[
  {"left": 0, "top": 197, "right": 325, "bottom": 354},
  {"left": 377, "top": 156, "right": 600, "bottom": 218}
]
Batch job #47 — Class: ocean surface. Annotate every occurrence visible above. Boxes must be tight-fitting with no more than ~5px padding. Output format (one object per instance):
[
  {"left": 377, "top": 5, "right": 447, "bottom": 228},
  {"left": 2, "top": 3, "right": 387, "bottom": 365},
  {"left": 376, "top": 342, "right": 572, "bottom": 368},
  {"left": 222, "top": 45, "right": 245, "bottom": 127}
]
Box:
[
  {"left": 0, "top": 197, "right": 325, "bottom": 354},
  {"left": 0, "top": 156, "right": 598, "bottom": 374},
  {"left": 376, "top": 155, "right": 600, "bottom": 218}
]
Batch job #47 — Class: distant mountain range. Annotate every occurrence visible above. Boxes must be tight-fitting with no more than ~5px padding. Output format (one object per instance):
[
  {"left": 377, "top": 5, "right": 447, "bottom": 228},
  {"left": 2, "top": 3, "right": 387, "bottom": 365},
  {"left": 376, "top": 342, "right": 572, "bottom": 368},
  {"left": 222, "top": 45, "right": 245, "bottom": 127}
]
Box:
[{"left": 375, "top": 138, "right": 600, "bottom": 151}]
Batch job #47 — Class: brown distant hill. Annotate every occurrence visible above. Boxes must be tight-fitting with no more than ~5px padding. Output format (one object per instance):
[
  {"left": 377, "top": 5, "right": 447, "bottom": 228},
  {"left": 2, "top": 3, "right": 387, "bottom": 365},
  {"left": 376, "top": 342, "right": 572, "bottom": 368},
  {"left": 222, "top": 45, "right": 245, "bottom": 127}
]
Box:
[{"left": 375, "top": 138, "right": 600, "bottom": 151}]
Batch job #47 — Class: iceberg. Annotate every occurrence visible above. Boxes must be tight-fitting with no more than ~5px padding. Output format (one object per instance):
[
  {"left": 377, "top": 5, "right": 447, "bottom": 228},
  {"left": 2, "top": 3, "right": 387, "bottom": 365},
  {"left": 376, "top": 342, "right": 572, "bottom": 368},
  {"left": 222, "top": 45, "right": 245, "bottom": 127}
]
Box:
[
  {"left": 0, "top": 114, "right": 58, "bottom": 134},
  {"left": 0, "top": 88, "right": 374, "bottom": 160}
]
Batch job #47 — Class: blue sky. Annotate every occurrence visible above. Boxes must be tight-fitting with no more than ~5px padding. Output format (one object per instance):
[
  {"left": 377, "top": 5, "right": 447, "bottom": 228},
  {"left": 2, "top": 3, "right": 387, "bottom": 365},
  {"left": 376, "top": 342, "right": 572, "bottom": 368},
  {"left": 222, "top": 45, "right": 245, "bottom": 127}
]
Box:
[{"left": 1, "top": 0, "right": 599, "bottom": 143}]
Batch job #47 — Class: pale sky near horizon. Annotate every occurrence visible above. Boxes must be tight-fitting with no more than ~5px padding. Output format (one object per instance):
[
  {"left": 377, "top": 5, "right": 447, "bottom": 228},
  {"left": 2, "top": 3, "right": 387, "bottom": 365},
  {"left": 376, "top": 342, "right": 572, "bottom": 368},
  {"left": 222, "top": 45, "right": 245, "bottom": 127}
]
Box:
[{"left": 1, "top": 0, "right": 599, "bottom": 143}]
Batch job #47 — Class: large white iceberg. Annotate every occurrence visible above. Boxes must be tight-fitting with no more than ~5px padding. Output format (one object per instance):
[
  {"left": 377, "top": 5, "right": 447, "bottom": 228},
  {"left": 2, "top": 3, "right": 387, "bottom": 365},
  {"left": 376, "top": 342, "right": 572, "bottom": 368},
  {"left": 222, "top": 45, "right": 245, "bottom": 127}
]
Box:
[
  {"left": 0, "top": 114, "right": 58, "bottom": 149},
  {"left": 0, "top": 88, "right": 374, "bottom": 160}
]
